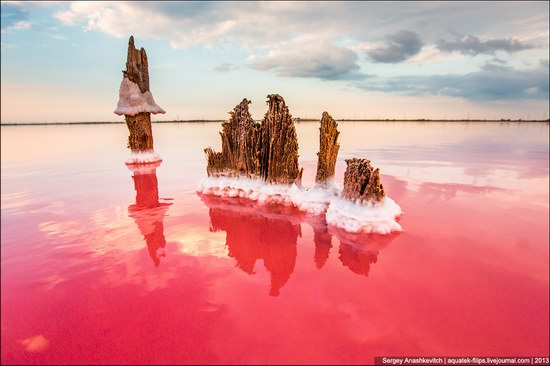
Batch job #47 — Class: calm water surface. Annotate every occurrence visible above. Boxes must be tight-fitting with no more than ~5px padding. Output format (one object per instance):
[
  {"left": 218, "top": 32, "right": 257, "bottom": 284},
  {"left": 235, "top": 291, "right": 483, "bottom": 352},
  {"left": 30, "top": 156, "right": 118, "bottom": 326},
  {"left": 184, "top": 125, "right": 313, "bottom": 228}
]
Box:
[{"left": 1, "top": 121, "right": 549, "bottom": 364}]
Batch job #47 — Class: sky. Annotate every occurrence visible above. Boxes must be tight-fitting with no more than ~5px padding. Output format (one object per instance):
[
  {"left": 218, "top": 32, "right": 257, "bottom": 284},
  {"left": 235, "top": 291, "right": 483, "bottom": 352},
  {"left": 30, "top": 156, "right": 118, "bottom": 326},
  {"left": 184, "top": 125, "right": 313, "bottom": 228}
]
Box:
[{"left": 1, "top": 1, "right": 549, "bottom": 123}]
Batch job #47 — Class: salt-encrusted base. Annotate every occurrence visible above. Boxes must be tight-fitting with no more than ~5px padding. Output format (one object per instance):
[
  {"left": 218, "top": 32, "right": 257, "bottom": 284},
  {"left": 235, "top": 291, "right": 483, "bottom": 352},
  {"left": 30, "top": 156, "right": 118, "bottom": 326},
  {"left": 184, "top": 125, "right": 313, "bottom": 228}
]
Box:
[
  {"left": 125, "top": 160, "right": 162, "bottom": 175},
  {"left": 197, "top": 176, "right": 402, "bottom": 234},
  {"left": 197, "top": 176, "right": 339, "bottom": 215},
  {"left": 325, "top": 197, "right": 402, "bottom": 234},
  {"left": 125, "top": 150, "right": 162, "bottom": 165}
]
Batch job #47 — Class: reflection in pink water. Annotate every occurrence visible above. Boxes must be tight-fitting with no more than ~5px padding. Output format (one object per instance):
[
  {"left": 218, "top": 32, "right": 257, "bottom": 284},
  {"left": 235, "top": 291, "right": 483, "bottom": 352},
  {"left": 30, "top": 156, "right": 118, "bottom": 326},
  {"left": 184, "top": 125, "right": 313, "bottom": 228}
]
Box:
[
  {"left": 1, "top": 122, "right": 548, "bottom": 364},
  {"left": 200, "top": 194, "right": 396, "bottom": 296},
  {"left": 206, "top": 196, "right": 299, "bottom": 297},
  {"left": 127, "top": 162, "right": 172, "bottom": 267}
]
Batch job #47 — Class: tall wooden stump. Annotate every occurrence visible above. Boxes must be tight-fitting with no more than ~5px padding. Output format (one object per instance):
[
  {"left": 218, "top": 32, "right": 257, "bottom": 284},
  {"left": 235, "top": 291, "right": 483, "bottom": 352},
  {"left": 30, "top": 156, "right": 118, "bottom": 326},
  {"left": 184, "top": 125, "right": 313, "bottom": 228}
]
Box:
[
  {"left": 204, "top": 94, "right": 302, "bottom": 185},
  {"left": 204, "top": 98, "right": 262, "bottom": 177},
  {"left": 115, "top": 36, "right": 165, "bottom": 156},
  {"left": 315, "top": 112, "right": 340, "bottom": 185},
  {"left": 126, "top": 112, "right": 154, "bottom": 152},
  {"left": 260, "top": 94, "right": 302, "bottom": 185}
]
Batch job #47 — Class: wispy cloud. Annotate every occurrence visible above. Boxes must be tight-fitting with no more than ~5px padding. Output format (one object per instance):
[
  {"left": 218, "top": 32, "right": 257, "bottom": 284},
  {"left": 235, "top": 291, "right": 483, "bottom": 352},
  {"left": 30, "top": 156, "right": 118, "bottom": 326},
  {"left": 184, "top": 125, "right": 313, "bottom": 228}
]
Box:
[
  {"left": 2, "top": 0, "right": 548, "bottom": 121},
  {"left": 50, "top": 34, "right": 67, "bottom": 40},
  {"left": 367, "top": 31, "right": 424, "bottom": 63},
  {"left": 1, "top": 1, "right": 63, "bottom": 33},
  {"left": 436, "top": 35, "right": 535, "bottom": 55},
  {"left": 1, "top": 2, "right": 31, "bottom": 33},
  {"left": 252, "top": 41, "right": 367, "bottom": 81},
  {"left": 9, "top": 20, "right": 31, "bottom": 30},
  {"left": 214, "top": 63, "right": 239, "bottom": 73},
  {"left": 356, "top": 60, "right": 549, "bottom": 101},
  {"left": 1, "top": 2, "right": 28, "bottom": 29},
  {"left": 53, "top": 9, "right": 80, "bottom": 26},
  {"left": 51, "top": 2, "right": 549, "bottom": 51}
]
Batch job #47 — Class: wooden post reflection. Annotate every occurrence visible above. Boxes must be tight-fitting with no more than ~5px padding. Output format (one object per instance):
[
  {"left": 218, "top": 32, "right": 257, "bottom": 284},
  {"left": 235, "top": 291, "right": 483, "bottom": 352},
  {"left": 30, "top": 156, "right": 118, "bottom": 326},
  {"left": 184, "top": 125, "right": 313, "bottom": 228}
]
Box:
[
  {"left": 199, "top": 194, "right": 398, "bottom": 292},
  {"left": 201, "top": 195, "right": 300, "bottom": 297},
  {"left": 312, "top": 226, "right": 332, "bottom": 270},
  {"left": 127, "top": 161, "right": 171, "bottom": 267}
]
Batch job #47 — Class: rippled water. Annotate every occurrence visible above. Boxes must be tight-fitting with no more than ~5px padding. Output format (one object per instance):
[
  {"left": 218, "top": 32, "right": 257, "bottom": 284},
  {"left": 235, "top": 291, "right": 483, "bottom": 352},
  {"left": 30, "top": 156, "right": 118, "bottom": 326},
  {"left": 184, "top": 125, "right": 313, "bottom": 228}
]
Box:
[{"left": 1, "top": 121, "right": 549, "bottom": 364}]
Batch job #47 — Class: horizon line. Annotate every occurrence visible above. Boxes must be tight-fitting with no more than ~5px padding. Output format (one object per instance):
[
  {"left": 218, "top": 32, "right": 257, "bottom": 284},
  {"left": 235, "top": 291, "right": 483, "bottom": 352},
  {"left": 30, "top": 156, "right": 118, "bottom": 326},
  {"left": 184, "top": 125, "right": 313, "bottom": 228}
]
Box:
[{"left": 1, "top": 118, "right": 550, "bottom": 126}]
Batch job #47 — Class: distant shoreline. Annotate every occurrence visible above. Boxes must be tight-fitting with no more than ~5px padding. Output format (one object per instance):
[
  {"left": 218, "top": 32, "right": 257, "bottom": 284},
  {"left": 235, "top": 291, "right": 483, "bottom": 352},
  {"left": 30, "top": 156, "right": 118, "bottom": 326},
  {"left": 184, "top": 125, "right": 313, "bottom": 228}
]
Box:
[{"left": 1, "top": 119, "right": 549, "bottom": 126}]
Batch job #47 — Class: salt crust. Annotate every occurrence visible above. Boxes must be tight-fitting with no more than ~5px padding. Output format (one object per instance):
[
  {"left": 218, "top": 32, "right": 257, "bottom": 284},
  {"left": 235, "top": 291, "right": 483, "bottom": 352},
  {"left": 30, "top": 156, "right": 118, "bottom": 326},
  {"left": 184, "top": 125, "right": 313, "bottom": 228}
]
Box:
[
  {"left": 114, "top": 78, "right": 165, "bottom": 116},
  {"left": 125, "top": 150, "right": 162, "bottom": 165},
  {"left": 197, "top": 176, "right": 402, "bottom": 234}
]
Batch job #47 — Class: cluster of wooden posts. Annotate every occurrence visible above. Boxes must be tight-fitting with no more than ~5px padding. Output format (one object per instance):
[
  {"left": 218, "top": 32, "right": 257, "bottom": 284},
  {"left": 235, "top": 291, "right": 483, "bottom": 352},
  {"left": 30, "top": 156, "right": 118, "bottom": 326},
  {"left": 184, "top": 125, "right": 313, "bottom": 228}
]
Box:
[{"left": 117, "top": 36, "right": 386, "bottom": 204}]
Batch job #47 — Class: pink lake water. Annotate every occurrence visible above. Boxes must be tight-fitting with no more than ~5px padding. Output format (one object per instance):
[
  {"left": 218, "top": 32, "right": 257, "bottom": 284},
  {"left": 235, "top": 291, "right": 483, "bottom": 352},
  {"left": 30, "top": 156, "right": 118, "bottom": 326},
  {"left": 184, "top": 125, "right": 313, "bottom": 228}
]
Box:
[{"left": 1, "top": 121, "right": 549, "bottom": 364}]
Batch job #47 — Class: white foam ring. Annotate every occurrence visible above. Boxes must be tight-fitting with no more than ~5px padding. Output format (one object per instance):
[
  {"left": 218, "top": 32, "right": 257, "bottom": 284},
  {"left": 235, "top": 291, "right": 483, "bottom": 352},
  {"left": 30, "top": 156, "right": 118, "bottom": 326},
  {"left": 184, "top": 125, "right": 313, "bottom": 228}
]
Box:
[
  {"left": 197, "top": 176, "right": 403, "bottom": 234},
  {"left": 125, "top": 150, "right": 162, "bottom": 165}
]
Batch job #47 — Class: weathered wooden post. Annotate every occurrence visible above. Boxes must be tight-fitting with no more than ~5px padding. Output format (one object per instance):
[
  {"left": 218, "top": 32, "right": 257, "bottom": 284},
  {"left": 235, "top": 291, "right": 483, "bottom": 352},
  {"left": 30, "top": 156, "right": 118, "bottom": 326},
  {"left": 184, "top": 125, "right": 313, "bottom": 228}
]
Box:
[
  {"left": 315, "top": 111, "right": 340, "bottom": 185},
  {"left": 204, "top": 94, "right": 302, "bottom": 185},
  {"left": 199, "top": 96, "right": 401, "bottom": 235},
  {"left": 204, "top": 98, "right": 261, "bottom": 178},
  {"left": 341, "top": 158, "right": 385, "bottom": 203},
  {"left": 260, "top": 94, "right": 302, "bottom": 185},
  {"left": 115, "top": 36, "right": 165, "bottom": 163}
]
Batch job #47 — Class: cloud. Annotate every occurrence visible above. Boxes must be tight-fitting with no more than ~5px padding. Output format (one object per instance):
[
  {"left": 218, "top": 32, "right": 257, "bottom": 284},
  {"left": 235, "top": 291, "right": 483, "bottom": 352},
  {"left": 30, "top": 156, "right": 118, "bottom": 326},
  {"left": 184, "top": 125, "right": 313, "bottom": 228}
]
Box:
[
  {"left": 490, "top": 57, "right": 507, "bottom": 65},
  {"left": 215, "top": 63, "right": 239, "bottom": 73},
  {"left": 52, "top": 2, "right": 549, "bottom": 49},
  {"left": 53, "top": 9, "right": 81, "bottom": 26},
  {"left": 356, "top": 61, "right": 549, "bottom": 100},
  {"left": 50, "top": 34, "right": 67, "bottom": 40},
  {"left": 53, "top": 2, "right": 278, "bottom": 47},
  {"left": 366, "top": 31, "right": 424, "bottom": 63},
  {"left": 136, "top": 1, "right": 215, "bottom": 19},
  {"left": 2, "top": 1, "right": 64, "bottom": 32},
  {"left": 252, "top": 41, "right": 367, "bottom": 80},
  {"left": 7, "top": 20, "right": 31, "bottom": 31},
  {"left": 1, "top": 2, "right": 29, "bottom": 32},
  {"left": 436, "top": 35, "right": 535, "bottom": 55},
  {"left": 29, "top": 1, "right": 550, "bottom": 89}
]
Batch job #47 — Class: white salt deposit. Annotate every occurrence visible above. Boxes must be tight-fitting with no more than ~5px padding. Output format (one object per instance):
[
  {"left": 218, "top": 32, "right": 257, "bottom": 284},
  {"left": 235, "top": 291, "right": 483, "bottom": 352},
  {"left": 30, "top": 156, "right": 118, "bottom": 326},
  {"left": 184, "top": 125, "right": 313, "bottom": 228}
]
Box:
[
  {"left": 125, "top": 150, "right": 162, "bottom": 165},
  {"left": 325, "top": 197, "right": 402, "bottom": 234},
  {"left": 197, "top": 177, "right": 337, "bottom": 214},
  {"left": 114, "top": 78, "right": 166, "bottom": 116},
  {"left": 126, "top": 160, "right": 161, "bottom": 175},
  {"left": 197, "top": 176, "right": 402, "bottom": 234}
]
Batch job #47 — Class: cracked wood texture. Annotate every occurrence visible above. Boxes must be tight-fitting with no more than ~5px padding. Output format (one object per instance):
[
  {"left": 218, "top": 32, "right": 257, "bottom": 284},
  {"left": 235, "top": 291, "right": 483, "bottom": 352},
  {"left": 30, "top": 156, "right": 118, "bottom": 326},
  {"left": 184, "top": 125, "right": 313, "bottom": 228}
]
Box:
[
  {"left": 341, "top": 158, "right": 385, "bottom": 203},
  {"left": 125, "top": 35, "right": 149, "bottom": 93},
  {"left": 124, "top": 36, "right": 153, "bottom": 153},
  {"left": 260, "top": 94, "right": 302, "bottom": 185},
  {"left": 315, "top": 112, "right": 340, "bottom": 185},
  {"left": 205, "top": 95, "right": 302, "bottom": 185},
  {"left": 204, "top": 98, "right": 262, "bottom": 177},
  {"left": 222, "top": 99, "right": 262, "bottom": 176},
  {"left": 126, "top": 112, "right": 154, "bottom": 152}
]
